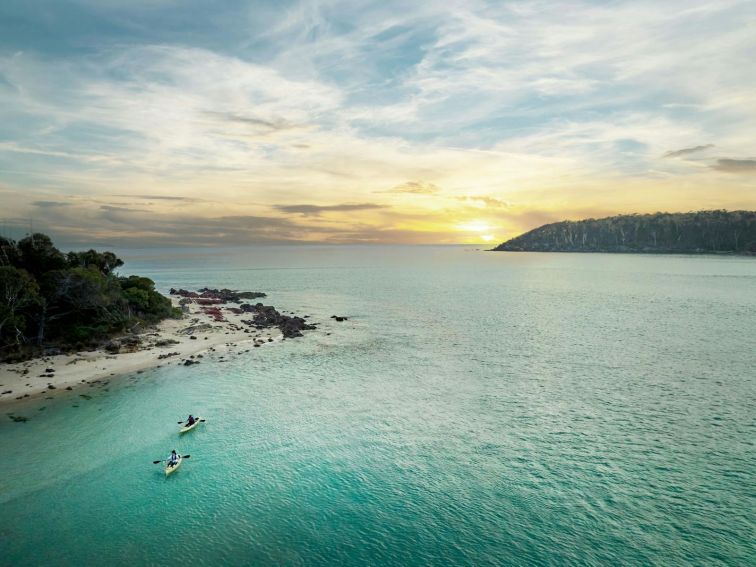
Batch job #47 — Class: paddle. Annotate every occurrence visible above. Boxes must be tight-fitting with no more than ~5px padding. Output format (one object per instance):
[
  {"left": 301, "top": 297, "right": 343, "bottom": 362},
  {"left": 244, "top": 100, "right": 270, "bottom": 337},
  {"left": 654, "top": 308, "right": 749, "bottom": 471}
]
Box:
[
  {"left": 177, "top": 419, "right": 206, "bottom": 424},
  {"left": 153, "top": 455, "right": 191, "bottom": 464}
]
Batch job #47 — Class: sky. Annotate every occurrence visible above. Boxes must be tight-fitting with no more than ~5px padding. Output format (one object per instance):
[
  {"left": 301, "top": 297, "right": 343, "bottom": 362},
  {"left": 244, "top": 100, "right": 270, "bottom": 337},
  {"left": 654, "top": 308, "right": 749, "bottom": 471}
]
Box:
[{"left": 0, "top": 0, "right": 755, "bottom": 247}]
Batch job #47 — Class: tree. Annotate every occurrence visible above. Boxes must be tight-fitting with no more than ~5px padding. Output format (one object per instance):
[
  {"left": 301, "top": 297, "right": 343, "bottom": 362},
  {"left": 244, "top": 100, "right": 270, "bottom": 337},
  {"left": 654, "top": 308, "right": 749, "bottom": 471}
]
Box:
[
  {"left": 1, "top": 233, "right": 179, "bottom": 359},
  {"left": 0, "top": 237, "right": 20, "bottom": 267},
  {"left": 67, "top": 249, "right": 124, "bottom": 275},
  {"left": 17, "top": 233, "right": 67, "bottom": 277},
  {"left": 0, "top": 266, "right": 40, "bottom": 347}
]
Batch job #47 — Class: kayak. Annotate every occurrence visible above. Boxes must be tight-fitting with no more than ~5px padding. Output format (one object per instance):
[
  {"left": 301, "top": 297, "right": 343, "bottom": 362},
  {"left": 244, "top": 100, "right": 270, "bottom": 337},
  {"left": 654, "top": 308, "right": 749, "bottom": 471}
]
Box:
[
  {"left": 165, "top": 454, "right": 182, "bottom": 476},
  {"left": 180, "top": 416, "right": 203, "bottom": 434}
]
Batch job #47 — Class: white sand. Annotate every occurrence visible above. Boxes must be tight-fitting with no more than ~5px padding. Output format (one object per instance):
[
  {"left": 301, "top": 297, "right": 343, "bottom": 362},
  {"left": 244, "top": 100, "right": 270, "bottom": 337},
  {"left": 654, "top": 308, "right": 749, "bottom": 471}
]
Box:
[{"left": 0, "top": 299, "right": 280, "bottom": 406}]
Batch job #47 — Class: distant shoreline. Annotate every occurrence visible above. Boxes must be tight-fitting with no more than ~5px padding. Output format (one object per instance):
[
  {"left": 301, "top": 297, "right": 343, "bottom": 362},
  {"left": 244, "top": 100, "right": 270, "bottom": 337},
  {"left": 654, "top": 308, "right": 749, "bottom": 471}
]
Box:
[
  {"left": 488, "top": 248, "right": 755, "bottom": 256},
  {"left": 491, "top": 211, "right": 756, "bottom": 255}
]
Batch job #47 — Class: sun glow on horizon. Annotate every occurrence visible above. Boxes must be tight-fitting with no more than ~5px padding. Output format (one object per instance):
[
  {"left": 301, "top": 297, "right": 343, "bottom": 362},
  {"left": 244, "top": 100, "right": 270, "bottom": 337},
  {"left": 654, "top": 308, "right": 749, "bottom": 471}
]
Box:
[{"left": 457, "top": 221, "right": 493, "bottom": 234}]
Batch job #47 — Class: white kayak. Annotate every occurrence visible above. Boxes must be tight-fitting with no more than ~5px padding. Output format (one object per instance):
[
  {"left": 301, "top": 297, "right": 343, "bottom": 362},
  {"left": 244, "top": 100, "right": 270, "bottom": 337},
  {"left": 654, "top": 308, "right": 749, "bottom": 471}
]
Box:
[
  {"left": 165, "top": 454, "right": 182, "bottom": 476},
  {"left": 180, "top": 416, "right": 203, "bottom": 434}
]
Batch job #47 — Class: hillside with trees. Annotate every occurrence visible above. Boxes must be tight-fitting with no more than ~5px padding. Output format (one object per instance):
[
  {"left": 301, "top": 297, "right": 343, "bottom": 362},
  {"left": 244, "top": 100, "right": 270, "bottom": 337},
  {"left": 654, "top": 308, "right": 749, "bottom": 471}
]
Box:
[
  {"left": 492, "top": 211, "right": 756, "bottom": 254},
  {"left": 0, "top": 233, "right": 179, "bottom": 362}
]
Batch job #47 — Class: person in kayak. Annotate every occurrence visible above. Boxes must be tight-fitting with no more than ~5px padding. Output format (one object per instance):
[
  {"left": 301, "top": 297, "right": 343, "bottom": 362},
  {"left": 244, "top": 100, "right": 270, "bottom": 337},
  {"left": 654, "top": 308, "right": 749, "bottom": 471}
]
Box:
[
  {"left": 186, "top": 415, "right": 196, "bottom": 426},
  {"left": 167, "top": 450, "right": 179, "bottom": 468}
]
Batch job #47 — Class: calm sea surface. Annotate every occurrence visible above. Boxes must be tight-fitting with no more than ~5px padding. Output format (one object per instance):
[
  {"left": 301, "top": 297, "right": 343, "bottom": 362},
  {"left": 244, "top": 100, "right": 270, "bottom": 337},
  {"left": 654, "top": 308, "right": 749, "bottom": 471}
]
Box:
[{"left": 1, "top": 246, "right": 754, "bottom": 566}]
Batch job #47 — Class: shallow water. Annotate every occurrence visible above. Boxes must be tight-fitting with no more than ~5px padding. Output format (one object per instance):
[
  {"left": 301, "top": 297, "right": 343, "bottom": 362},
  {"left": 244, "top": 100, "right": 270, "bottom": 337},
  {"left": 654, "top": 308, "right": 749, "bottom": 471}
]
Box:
[{"left": 1, "top": 246, "right": 754, "bottom": 566}]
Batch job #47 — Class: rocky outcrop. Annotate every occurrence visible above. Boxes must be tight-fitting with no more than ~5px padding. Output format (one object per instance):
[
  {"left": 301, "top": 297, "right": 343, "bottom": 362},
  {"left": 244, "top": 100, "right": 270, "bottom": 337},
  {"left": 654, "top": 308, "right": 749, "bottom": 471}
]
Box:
[
  {"left": 237, "top": 303, "right": 316, "bottom": 338},
  {"left": 169, "top": 288, "right": 267, "bottom": 303},
  {"left": 173, "top": 289, "right": 316, "bottom": 339}
]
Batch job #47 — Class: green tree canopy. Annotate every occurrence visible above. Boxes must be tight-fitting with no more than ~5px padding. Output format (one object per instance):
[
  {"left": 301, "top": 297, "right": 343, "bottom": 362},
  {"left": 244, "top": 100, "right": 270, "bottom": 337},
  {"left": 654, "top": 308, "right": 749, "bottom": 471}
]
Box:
[
  {"left": 0, "top": 233, "right": 178, "bottom": 360},
  {"left": 17, "top": 233, "right": 68, "bottom": 276}
]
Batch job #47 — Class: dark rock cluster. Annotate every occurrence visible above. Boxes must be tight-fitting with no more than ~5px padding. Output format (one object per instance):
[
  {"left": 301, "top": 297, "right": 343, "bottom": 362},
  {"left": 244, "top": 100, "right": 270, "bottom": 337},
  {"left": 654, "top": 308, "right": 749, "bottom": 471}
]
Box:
[
  {"left": 169, "top": 288, "right": 267, "bottom": 303},
  {"left": 237, "top": 303, "right": 316, "bottom": 338},
  {"left": 172, "top": 288, "right": 317, "bottom": 339}
]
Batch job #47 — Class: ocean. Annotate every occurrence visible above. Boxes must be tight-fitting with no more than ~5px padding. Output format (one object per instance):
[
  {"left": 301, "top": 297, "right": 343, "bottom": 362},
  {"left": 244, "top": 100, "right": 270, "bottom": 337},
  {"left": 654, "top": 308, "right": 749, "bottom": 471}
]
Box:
[{"left": 1, "top": 246, "right": 754, "bottom": 566}]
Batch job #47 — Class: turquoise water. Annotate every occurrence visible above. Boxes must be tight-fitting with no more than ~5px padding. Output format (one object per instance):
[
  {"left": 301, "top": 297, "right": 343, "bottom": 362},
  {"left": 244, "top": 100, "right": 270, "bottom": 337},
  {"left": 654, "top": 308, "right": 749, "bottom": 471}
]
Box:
[{"left": 1, "top": 246, "right": 754, "bottom": 566}]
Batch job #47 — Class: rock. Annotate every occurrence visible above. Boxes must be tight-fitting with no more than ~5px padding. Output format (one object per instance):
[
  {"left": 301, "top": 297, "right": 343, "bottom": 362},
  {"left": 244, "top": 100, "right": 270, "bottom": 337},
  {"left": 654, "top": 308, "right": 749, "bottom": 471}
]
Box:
[
  {"left": 158, "top": 352, "right": 179, "bottom": 360},
  {"left": 190, "top": 336, "right": 197, "bottom": 340},
  {"left": 103, "top": 335, "right": 141, "bottom": 354},
  {"left": 183, "top": 359, "right": 200, "bottom": 366},
  {"left": 178, "top": 323, "right": 213, "bottom": 335},
  {"left": 155, "top": 339, "right": 179, "bottom": 347},
  {"left": 47, "top": 384, "right": 56, "bottom": 390},
  {"left": 10, "top": 415, "right": 28, "bottom": 422},
  {"left": 1, "top": 390, "right": 12, "bottom": 395},
  {"left": 45, "top": 368, "right": 55, "bottom": 373},
  {"left": 65, "top": 386, "right": 73, "bottom": 391}
]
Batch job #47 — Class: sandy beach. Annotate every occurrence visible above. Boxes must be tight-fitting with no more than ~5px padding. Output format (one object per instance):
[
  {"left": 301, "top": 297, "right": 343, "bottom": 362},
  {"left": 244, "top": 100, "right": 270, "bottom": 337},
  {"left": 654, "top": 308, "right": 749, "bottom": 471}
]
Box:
[{"left": 0, "top": 298, "right": 282, "bottom": 406}]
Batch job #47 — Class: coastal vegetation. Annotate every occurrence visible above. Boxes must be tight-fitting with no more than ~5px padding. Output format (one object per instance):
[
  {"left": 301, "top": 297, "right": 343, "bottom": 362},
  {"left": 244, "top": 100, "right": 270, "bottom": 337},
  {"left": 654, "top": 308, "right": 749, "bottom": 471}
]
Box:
[
  {"left": 0, "top": 233, "right": 179, "bottom": 362},
  {"left": 492, "top": 211, "right": 756, "bottom": 254}
]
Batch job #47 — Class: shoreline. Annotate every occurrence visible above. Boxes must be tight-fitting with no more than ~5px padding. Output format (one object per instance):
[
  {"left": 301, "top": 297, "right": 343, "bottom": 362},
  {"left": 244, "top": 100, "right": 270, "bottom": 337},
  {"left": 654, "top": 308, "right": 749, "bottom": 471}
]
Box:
[{"left": 0, "top": 297, "right": 284, "bottom": 408}]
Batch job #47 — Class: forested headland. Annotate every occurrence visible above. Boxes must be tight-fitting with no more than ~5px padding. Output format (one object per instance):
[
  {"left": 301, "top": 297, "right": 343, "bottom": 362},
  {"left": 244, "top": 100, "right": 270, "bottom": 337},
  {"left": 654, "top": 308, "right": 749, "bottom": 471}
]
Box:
[
  {"left": 492, "top": 211, "right": 756, "bottom": 254},
  {"left": 0, "top": 234, "right": 179, "bottom": 362}
]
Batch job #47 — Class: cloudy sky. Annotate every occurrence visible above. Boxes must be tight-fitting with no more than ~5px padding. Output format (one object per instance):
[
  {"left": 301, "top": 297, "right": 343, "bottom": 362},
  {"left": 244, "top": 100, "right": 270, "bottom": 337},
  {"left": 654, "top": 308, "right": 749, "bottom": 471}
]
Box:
[{"left": 1, "top": 0, "right": 755, "bottom": 246}]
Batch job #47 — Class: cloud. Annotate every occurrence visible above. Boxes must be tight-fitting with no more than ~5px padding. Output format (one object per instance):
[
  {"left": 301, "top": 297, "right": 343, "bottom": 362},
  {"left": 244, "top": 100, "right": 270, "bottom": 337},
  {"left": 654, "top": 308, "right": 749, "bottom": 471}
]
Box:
[
  {"left": 100, "top": 205, "right": 148, "bottom": 212},
  {"left": 33, "top": 200, "right": 71, "bottom": 208},
  {"left": 14, "top": 199, "right": 341, "bottom": 246},
  {"left": 710, "top": 158, "right": 756, "bottom": 173},
  {"left": 384, "top": 181, "right": 440, "bottom": 195},
  {"left": 455, "top": 195, "right": 510, "bottom": 208},
  {"left": 663, "top": 144, "right": 714, "bottom": 158},
  {"left": 201, "top": 111, "right": 303, "bottom": 134},
  {"left": 273, "top": 203, "right": 388, "bottom": 216},
  {"left": 111, "top": 194, "right": 197, "bottom": 201}
]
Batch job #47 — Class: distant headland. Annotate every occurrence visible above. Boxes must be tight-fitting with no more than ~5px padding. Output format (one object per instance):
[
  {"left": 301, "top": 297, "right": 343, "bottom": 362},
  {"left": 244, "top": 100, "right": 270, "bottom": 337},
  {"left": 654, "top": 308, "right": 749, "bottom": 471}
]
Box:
[{"left": 491, "top": 211, "right": 756, "bottom": 255}]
